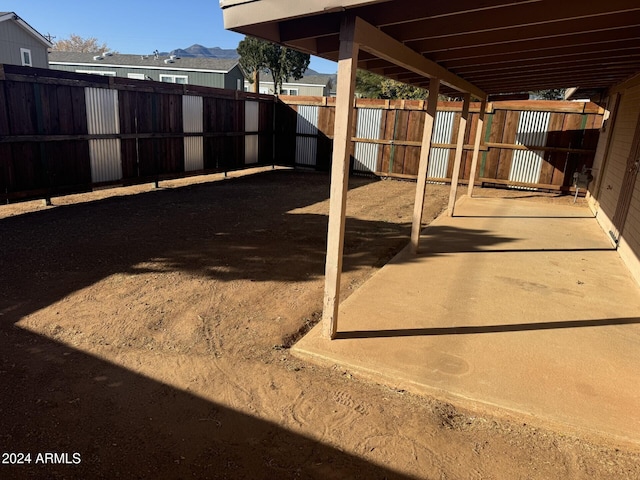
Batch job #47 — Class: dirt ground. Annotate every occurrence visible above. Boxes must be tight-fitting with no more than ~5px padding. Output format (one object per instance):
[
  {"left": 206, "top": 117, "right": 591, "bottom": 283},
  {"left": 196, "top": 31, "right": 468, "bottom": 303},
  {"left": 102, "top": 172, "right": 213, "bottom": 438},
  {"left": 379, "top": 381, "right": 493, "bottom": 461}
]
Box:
[{"left": 1, "top": 167, "right": 639, "bottom": 479}]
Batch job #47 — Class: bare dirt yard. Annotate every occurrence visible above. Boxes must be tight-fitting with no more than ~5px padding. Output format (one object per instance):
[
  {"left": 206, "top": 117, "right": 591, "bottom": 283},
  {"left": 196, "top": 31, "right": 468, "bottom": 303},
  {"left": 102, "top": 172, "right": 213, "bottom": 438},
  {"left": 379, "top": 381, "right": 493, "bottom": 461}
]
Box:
[{"left": 1, "top": 167, "right": 639, "bottom": 479}]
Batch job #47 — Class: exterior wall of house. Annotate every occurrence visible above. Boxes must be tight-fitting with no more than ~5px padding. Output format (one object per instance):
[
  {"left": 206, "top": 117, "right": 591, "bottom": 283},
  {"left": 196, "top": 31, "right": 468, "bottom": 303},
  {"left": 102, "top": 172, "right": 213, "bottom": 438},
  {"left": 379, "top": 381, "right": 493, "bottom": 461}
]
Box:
[
  {"left": 50, "top": 63, "right": 231, "bottom": 88},
  {"left": 223, "top": 65, "right": 244, "bottom": 91},
  {"left": 0, "top": 20, "right": 49, "bottom": 68},
  {"left": 243, "top": 80, "right": 327, "bottom": 96},
  {"left": 590, "top": 76, "right": 640, "bottom": 284}
]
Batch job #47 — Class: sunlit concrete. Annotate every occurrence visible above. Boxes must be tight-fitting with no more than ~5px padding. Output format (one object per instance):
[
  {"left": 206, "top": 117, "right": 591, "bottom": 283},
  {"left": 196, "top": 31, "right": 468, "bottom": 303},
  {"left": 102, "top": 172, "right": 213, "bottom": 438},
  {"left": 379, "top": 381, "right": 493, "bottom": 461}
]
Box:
[{"left": 293, "top": 195, "right": 640, "bottom": 446}]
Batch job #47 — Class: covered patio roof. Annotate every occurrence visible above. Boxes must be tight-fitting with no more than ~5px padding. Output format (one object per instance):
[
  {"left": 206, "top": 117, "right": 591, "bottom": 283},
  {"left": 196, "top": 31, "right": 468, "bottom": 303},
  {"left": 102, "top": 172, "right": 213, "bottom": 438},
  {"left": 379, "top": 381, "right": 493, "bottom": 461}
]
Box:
[
  {"left": 221, "top": 0, "right": 640, "bottom": 97},
  {"left": 221, "top": 0, "right": 640, "bottom": 339}
]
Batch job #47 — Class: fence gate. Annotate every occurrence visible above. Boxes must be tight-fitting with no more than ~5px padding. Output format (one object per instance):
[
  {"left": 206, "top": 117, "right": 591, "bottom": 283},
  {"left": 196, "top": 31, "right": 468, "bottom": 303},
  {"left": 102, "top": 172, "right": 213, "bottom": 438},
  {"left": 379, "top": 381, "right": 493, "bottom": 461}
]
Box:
[{"left": 85, "top": 88, "right": 122, "bottom": 183}]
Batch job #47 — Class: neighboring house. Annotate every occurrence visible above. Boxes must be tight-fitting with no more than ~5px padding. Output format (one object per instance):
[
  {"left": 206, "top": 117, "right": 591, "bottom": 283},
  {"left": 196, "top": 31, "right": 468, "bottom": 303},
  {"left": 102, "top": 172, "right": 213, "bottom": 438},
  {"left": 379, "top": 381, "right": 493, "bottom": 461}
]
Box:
[
  {"left": 0, "top": 12, "right": 52, "bottom": 68},
  {"left": 244, "top": 74, "right": 334, "bottom": 96},
  {"left": 49, "top": 52, "right": 244, "bottom": 90}
]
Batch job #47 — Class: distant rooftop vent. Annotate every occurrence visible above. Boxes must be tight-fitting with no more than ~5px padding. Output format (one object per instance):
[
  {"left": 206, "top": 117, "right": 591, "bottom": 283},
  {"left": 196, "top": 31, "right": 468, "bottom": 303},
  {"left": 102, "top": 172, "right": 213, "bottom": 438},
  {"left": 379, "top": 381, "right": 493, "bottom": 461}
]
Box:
[
  {"left": 103, "top": 51, "right": 113, "bottom": 56},
  {"left": 164, "top": 58, "right": 174, "bottom": 64},
  {"left": 93, "top": 55, "right": 103, "bottom": 61}
]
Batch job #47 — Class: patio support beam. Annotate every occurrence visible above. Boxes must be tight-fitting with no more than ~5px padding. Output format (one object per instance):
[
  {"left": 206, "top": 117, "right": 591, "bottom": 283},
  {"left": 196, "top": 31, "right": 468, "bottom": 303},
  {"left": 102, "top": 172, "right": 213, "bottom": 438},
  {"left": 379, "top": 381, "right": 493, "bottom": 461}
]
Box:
[
  {"left": 352, "top": 16, "right": 486, "bottom": 99},
  {"left": 467, "top": 97, "right": 487, "bottom": 197},
  {"left": 411, "top": 77, "right": 440, "bottom": 254},
  {"left": 322, "top": 16, "right": 359, "bottom": 340},
  {"left": 448, "top": 93, "right": 471, "bottom": 216}
]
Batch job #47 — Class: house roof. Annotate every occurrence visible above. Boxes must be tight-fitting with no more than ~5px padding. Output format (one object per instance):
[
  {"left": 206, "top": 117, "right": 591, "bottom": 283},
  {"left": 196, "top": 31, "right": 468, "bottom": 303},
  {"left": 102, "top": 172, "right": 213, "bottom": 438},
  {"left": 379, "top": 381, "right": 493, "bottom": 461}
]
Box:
[
  {"left": 48, "top": 52, "right": 240, "bottom": 73},
  {"left": 220, "top": 0, "right": 640, "bottom": 97},
  {"left": 0, "top": 11, "right": 53, "bottom": 48}
]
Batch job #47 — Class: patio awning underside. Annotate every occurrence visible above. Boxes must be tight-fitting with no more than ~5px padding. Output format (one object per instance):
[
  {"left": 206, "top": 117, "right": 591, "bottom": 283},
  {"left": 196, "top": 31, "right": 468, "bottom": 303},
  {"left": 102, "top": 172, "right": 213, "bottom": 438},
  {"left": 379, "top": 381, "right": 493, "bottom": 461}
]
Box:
[{"left": 222, "top": 0, "right": 640, "bottom": 97}]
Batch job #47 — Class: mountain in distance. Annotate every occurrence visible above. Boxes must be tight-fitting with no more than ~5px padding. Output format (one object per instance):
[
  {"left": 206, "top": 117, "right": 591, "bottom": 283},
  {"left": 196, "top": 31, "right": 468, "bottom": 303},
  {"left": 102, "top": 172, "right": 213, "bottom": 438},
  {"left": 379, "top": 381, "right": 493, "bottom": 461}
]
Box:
[
  {"left": 160, "top": 44, "right": 240, "bottom": 59},
  {"left": 159, "top": 44, "right": 324, "bottom": 75}
]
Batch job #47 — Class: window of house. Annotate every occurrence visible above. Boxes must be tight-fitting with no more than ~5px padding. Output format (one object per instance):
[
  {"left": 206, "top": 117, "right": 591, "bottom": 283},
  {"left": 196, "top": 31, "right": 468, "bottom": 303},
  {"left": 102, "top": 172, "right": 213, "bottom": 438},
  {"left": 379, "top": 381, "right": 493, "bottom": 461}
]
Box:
[
  {"left": 279, "top": 88, "right": 299, "bottom": 95},
  {"left": 127, "top": 73, "right": 146, "bottom": 80},
  {"left": 76, "top": 70, "right": 116, "bottom": 77},
  {"left": 20, "top": 48, "right": 32, "bottom": 67},
  {"left": 159, "top": 74, "right": 188, "bottom": 84}
]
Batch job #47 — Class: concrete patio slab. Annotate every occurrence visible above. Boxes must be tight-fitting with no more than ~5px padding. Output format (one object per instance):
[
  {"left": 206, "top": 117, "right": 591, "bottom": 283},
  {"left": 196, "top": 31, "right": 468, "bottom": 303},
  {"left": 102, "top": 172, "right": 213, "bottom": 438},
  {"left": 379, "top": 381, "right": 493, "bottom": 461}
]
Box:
[{"left": 292, "top": 195, "right": 640, "bottom": 445}]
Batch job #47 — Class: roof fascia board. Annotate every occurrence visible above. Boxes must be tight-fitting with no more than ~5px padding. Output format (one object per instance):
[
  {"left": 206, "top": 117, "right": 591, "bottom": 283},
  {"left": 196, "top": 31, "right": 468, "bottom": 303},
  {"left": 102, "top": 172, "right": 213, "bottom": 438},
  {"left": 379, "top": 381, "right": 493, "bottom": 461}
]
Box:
[
  {"left": 0, "top": 13, "right": 53, "bottom": 47},
  {"left": 49, "top": 61, "right": 232, "bottom": 74},
  {"left": 352, "top": 16, "right": 486, "bottom": 99},
  {"left": 221, "top": 0, "right": 388, "bottom": 30}
]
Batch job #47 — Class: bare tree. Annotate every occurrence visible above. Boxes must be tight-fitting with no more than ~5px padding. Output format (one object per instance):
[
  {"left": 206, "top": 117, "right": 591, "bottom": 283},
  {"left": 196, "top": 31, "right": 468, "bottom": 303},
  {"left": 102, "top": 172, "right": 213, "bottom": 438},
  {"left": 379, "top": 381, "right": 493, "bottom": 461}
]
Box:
[{"left": 52, "top": 34, "right": 113, "bottom": 53}]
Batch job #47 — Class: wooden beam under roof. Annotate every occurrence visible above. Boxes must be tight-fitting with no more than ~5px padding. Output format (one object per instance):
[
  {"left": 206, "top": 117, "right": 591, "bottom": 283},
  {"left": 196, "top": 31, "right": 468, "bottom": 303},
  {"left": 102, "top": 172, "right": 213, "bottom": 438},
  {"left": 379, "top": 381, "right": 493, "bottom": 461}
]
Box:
[
  {"left": 441, "top": 41, "right": 640, "bottom": 69},
  {"left": 405, "top": 11, "right": 638, "bottom": 53},
  {"left": 426, "top": 28, "right": 640, "bottom": 63},
  {"left": 381, "top": 0, "right": 639, "bottom": 43},
  {"left": 463, "top": 64, "right": 640, "bottom": 82},
  {"left": 451, "top": 52, "right": 640, "bottom": 75},
  {"left": 352, "top": 16, "right": 486, "bottom": 99},
  {"left": 352, "top": 0, "right": 541, "bottom": 28}
]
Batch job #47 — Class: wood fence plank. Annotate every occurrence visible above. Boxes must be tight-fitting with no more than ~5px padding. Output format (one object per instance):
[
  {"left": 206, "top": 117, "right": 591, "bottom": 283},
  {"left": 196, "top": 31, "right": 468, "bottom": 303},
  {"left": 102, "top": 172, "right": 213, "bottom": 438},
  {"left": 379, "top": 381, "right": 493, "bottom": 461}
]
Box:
[{"left": 0, "top": 82, "right": 9, "bottom": 136}]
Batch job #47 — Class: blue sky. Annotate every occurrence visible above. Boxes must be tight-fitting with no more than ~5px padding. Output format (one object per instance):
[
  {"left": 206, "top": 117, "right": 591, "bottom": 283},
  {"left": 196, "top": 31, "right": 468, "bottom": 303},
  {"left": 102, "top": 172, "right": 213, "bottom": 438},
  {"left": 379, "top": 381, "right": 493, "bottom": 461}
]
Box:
[{"left": 4, "top": 0, "right": 338, "bottom": 73}]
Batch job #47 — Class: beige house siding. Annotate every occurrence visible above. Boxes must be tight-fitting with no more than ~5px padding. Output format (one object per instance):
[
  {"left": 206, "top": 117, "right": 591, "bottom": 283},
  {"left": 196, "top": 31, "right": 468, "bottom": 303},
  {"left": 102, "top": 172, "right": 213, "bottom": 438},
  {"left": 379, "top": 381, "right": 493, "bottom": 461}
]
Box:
[
  {"left": 591, "top": 80, "right": 640, "bottom": 283},
  {"left": 597, "top": 86, "right": 640, "bottom": 220}
]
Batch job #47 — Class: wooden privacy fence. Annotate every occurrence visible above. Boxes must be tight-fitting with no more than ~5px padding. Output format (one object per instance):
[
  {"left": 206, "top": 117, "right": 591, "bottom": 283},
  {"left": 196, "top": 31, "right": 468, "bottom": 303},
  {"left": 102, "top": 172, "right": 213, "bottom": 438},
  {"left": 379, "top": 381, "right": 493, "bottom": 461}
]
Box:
[
  {"left": 0, "top": 64, "right": 275, "bottom": 202},
  {"left": 1, "top": 64, "right": 606, "bottom": 203},
  {"left": 280, "top": 96, "right": 605, "bottom": 191}
]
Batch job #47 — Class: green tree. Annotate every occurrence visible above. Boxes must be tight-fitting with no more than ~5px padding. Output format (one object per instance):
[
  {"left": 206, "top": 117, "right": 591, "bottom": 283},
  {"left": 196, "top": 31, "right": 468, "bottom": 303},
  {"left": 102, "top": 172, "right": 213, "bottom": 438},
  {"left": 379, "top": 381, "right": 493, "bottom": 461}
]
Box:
[
  {"left": 53, "top": 34, "right": 112, "bottom": 53},
  {"left": 237, "top": 37, "right": 267, "bottom": 93},
  {"left": 380, "top": 79, "right": 428, "bottom": 100},
  {"left": 356, "top": 70, "right": 428, "bottom": 99},
  {"left": 356, "top": 70, "right": 385, "bottom": 98},
  {"left": 237, "top": 37, "right": 310, "bottom": 95},
  {"left": 530, "top": 89, "right": 566, "bottom": 100}
]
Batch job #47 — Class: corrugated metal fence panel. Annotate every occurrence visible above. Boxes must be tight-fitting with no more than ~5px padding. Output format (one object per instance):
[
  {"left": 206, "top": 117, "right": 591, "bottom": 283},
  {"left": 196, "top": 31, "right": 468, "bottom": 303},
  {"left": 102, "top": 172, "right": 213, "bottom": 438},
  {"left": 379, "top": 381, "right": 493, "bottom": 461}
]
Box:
[
  {"left": 89, "top": 139, "right": 122, "bottom": 182},
  {"left": 509, "top": 111, "right": 551, "bottom": 186},
  {"left": 183, "top": 95, "right": 203, "bottom": 133},
  {"left": 85, "top": 87, "right": 122, "bottom": 182},
  {"left": 245, "top": 101, "right": 259, "bottom": 164},
  {"left": 85, "top": 87, "right": 119, "bottom": 134},
  {"left": 428, "top": 111, "right": 455, "bottom": 179},
  {"left": 184, "top": 136, "right": 204, "bottom": 172},
  {"left": 354, "top": 108, "right": 382, "bottom": 173},
  {"left": 427, "top": 148, "right": 449, "bottom": 179},
  {"left": 295, "top": 105, "right": 318, "bottom": 166}
]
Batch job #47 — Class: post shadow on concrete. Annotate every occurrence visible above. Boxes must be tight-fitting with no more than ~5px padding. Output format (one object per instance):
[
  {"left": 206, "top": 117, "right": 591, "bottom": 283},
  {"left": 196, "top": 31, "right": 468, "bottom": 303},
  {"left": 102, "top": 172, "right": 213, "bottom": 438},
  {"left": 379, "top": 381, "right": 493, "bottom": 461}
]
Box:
[{"left": 334, "top": 317, "right": 640, "bottom": 339}]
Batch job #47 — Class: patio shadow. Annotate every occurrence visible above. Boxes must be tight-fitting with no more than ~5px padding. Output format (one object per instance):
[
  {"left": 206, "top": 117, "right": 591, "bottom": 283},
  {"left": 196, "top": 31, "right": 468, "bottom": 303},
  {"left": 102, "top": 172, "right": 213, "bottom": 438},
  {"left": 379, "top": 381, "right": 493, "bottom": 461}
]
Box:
[{"left": 334, "top": 317, "right": 640, "bottom": 339}]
